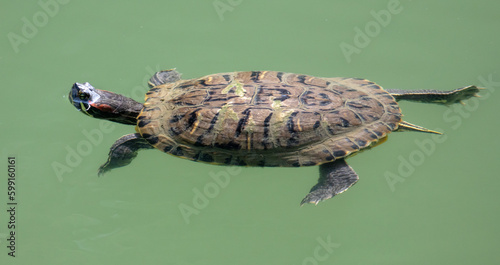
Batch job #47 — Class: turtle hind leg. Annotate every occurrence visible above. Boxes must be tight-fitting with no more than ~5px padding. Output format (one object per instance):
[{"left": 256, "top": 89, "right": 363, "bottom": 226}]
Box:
[
  {"left": 386, "top": 85, "right": 480, "bottom": 105},
  {"left": 300, "top": 159, "right": 359, "bottom": 206},
  {"left": 98, "top": 133, "right": 154, "bottom": 176}
]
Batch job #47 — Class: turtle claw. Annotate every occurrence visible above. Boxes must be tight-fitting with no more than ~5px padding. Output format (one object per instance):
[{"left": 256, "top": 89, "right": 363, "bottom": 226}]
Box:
[
  {"left": 97, "top": 165, "right": 108, "bottom": 177},
  {"left": 300, "top": 192, "right": 333, "bottom": 206}
]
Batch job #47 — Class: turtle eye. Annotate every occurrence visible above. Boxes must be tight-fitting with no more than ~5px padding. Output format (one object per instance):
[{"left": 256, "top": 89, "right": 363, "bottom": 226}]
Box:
[{"left": 79, "top": 92, "right": 89, "bottom": 100}]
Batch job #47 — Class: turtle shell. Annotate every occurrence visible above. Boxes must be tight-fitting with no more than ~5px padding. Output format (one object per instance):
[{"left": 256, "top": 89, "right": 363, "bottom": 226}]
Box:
[{"left": 137, "top": 71, "right": 402, "bottom": 167}]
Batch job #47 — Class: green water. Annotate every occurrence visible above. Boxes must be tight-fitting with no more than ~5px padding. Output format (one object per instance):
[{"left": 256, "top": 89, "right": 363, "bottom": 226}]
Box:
[{"left": 1, "top": 0, "right": 499, "bottom": 264}]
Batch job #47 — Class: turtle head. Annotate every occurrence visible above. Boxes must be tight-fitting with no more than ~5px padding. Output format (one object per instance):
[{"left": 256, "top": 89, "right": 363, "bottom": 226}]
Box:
[
  {"left": 69, "top": 82, "right": 102, "bottom": 114},
  {"left": 69, "top": 82, "right": 143, "bottom": 125}
]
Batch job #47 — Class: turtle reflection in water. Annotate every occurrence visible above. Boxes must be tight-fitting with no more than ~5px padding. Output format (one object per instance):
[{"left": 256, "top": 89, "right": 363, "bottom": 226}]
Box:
[{"left": 69, "top": 70, "right": 480, "bottom": 205}]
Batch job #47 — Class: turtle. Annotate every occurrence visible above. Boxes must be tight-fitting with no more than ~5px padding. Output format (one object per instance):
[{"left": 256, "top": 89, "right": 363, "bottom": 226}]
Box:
[{"left": 69, "top": 69, "right": 480, "bottom": 205}]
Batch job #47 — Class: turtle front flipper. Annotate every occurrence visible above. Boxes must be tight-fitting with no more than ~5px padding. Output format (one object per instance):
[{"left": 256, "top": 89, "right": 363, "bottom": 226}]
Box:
[
  {"left": 98, "top": 133, "right": 154, "bottom": 176},
  {"left": 301, "top": 159, "right": 359, "bottom": 205},
  {"left": 386, "top": 85, "right": 480, "bottom": 105},
  {"left": 148, "top": 69, "right": 182, "bottom": 88}
]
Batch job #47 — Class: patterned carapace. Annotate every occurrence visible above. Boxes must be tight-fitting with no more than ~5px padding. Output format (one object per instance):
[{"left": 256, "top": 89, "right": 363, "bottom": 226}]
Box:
[{"left": 137, "top": 71, "right": 401, "bottom": 167}]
